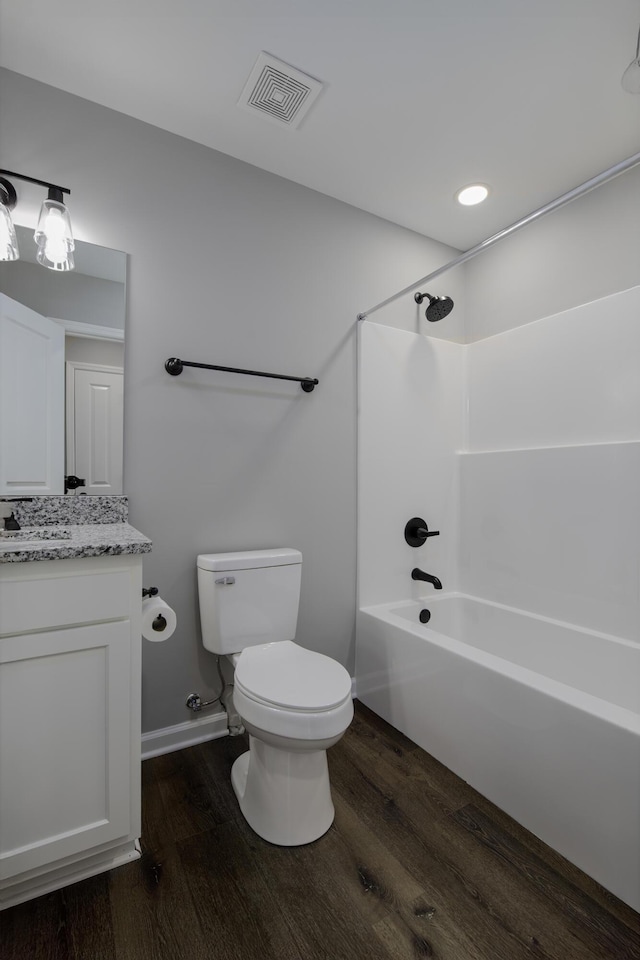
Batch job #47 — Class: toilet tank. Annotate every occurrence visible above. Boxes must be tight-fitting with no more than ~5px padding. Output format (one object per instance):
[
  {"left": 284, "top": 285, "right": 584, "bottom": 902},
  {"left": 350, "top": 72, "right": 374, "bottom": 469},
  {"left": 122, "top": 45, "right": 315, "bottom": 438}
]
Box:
[{"left": 197, "top": 548, "right": 302, "bottom": 655}]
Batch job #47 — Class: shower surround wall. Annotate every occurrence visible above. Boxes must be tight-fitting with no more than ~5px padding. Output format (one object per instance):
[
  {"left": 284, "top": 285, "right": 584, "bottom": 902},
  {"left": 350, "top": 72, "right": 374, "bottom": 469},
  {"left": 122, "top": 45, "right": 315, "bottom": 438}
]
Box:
[
  {"left": 357, "top": 322, "right": 465, "bottom": 609},
  {"left": 358, "top": 283, "right": 640, "bottom": 639},
  {"left": 356, "top": 283, "right": 640, "bottom": 907},
  {"left": 461, "top": 284, "right": 640, "bottom": 634}
]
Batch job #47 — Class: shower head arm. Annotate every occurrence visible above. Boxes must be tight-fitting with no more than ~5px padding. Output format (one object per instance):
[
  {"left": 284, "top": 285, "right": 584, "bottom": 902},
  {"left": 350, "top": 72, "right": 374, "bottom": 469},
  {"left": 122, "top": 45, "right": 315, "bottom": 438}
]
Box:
[{"left": 413, "top": 291, "right": 455, "bottom": 322}]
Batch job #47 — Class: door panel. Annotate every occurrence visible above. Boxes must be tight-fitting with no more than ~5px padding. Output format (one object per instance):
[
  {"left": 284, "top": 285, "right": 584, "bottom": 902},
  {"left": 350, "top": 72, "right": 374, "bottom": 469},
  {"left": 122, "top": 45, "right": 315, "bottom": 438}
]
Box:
[{"left": 66, "top": 362, "right": 123, "bottom": 495}]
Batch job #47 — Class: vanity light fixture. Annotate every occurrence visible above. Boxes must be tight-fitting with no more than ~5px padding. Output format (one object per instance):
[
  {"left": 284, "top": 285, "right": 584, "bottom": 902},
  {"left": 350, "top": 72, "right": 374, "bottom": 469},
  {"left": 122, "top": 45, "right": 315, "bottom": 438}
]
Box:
[
  {"left": 0, "top": 170, "right": 74, "bottom": 270},
  {"left": 455, "top": 183, "right": 489, "bottom": 206},
  {"left": 0, "top": 178, "right": 19, "bottom": 261}
]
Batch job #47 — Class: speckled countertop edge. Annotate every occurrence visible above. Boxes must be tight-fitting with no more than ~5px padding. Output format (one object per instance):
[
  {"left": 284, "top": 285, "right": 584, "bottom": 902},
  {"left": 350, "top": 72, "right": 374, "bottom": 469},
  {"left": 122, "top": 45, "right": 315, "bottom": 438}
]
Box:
[
  {"left": 0, "top": 523, "right": 152, "bottom": 563},
  {"left": 0, "top": 496, "right": 129, "bottom": 527}
]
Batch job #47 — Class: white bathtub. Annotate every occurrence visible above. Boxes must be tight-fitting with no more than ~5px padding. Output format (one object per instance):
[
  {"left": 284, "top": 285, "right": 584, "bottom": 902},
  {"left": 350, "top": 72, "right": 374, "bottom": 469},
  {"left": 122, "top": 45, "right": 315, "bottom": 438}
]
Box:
[{"left": 355, "top": 593, "right": 640, "bottom": 910}]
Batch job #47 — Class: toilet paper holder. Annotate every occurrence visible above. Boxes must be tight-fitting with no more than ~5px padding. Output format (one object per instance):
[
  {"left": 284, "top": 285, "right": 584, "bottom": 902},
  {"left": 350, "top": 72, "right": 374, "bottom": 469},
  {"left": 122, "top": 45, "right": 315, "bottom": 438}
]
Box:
[
  {"left": 141, "top": 588, "right": 177, "bottom": 641},
  {"left": 142, "top": 587, "right": 165, "bottom": 632}
]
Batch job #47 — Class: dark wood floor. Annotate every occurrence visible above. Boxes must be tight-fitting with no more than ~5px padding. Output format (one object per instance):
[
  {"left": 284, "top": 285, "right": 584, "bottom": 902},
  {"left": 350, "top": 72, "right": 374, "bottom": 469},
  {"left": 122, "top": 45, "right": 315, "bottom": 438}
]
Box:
[{"left": 3, "top": 701, "right": 639, "bottom": 960}]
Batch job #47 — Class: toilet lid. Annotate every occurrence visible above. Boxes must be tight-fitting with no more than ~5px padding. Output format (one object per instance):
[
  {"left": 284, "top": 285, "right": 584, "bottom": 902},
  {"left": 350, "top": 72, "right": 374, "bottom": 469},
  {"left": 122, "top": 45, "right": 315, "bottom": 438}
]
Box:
[{"left": 235, "top": 641, "right": 352, "bottom": 712}]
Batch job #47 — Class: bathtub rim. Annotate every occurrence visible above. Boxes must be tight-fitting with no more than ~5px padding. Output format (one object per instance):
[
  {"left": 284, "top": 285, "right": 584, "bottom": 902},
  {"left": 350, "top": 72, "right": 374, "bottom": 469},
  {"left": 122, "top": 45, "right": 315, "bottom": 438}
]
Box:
[{"left": 358, "top": 593, "right": 640, "bottom": 736}]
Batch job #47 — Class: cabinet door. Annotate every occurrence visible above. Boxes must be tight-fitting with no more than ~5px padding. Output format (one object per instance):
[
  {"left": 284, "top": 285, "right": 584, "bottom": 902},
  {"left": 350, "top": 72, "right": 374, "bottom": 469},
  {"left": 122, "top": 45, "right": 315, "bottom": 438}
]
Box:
[
  {"left": 0, "top": 294, "right": 65, "bottom": 495},
  {"left": 0, "top": 620, "right": 131, "bottom": 880}
]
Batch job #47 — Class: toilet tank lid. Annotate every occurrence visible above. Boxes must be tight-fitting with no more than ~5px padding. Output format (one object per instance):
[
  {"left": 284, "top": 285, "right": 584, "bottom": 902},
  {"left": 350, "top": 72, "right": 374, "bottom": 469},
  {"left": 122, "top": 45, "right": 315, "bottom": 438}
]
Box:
[{"left": 197, "top": 548, "right": 302, "bottom": 572}]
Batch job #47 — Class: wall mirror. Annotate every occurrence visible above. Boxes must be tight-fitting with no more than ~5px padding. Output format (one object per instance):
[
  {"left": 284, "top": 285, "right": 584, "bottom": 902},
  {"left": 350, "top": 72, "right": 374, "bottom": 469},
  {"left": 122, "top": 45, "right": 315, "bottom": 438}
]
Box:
[{"left": 0, "top": 226, "right": 126, "bottom": 496}]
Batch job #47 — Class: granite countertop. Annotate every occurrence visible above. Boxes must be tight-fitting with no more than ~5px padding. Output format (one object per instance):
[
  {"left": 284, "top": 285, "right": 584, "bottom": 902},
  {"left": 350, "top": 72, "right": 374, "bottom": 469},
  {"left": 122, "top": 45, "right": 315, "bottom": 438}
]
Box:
[{"left": 0, "top": 522, "right": 152, "bottom": 563}]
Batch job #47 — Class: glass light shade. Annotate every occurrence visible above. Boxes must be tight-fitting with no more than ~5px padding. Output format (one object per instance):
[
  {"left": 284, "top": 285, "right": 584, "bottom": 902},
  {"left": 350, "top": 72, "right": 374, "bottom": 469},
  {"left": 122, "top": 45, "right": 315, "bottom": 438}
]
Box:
[
  {"left": 34, "top": 198, "right": 75, "bottom": 271},
  {"left": 0, "top": 202, "right": 19, "bottom": 261},
  {"left": 621, "top": 57, "right": 640, "bottom": 94}
]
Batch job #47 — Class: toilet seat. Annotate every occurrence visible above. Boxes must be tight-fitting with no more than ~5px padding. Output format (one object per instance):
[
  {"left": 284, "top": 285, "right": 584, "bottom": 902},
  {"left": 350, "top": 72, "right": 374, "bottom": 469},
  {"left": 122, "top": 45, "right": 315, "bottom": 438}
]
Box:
[
  {"left": 235, "top": 640, "right": 351, "bottom": 711},
  {"left": 233, "top": 640, "right": 354, "bottom": 741}
]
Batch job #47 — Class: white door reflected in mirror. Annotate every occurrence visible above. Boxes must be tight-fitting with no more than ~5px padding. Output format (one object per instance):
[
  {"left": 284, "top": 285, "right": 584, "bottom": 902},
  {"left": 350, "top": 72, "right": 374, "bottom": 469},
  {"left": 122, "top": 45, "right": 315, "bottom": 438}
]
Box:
[{"left": 66, "top": 362, "right": 123, "bottom": 496}]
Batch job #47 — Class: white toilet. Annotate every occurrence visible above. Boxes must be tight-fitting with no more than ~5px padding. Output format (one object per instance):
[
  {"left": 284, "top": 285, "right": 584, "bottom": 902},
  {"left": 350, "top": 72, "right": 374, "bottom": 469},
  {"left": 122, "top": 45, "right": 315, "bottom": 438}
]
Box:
[{"left": 197, "top": 548, "right": 353, "bottom": 846}]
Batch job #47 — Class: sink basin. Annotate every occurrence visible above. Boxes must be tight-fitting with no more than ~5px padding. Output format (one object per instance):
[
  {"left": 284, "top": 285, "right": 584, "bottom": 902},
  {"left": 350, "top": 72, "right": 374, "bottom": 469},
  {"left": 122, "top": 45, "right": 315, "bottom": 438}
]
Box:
[{"left": 0, "top": 528, "right": 73, "bottom": 550}]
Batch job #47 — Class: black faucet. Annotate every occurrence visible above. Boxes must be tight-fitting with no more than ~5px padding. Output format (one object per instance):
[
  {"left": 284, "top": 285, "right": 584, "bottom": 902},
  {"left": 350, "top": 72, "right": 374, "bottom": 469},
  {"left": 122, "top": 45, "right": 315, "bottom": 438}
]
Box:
[
  {"left": 0, "top": 505, "right": 20, "bottom": 530},
  {"left": 0, "top": 498, "right": 32, "bottom": 531},
  {"left": 4, "top": 513, "right": 20, "bottom": 531},
  {"left": 411, "top": 568, "right": 442, "bottom": 590}
]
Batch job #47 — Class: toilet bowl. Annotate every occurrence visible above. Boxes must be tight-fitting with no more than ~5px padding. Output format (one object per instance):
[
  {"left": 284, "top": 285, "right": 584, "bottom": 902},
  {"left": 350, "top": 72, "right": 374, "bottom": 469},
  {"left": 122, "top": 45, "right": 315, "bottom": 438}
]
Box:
[
  {"left": 196, "top": 548, "right": 353, "bottom": 846},
  {"left": 230, "top": 640, "right": 353, "bottom": 845}
]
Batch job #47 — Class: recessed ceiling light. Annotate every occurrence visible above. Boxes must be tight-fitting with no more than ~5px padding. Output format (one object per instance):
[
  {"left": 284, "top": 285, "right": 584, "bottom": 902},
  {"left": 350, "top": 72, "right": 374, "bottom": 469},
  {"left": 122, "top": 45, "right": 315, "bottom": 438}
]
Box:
[{"left": 456, "top": 184, "right": 489, "bottom": 206}]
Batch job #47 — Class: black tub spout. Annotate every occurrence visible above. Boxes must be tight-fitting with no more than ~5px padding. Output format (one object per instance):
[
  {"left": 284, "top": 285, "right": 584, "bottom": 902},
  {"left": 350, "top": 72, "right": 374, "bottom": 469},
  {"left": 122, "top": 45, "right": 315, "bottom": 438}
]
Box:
[{"left": 411, "top": 568, "right": 442, "bottom": 590}]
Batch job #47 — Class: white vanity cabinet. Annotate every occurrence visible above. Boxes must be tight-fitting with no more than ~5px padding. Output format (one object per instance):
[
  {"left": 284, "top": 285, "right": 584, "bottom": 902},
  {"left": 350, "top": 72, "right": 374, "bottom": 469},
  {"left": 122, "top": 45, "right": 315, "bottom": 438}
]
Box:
[{"left": 0, "top": 554, "right": 143, "bottom": 909}]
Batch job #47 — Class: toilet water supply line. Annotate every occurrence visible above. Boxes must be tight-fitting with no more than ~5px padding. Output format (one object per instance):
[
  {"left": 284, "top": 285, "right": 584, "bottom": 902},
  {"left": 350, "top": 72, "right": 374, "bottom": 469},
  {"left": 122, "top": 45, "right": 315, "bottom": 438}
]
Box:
[
  {"left": 185, "top": 658, "right": 245, "bottom": 734},
  {"left": 185, "top": 657, "right": 229, "bottom": 712},
  {"left": 356, "top": 151, "right": 640, "bottom": 321}
]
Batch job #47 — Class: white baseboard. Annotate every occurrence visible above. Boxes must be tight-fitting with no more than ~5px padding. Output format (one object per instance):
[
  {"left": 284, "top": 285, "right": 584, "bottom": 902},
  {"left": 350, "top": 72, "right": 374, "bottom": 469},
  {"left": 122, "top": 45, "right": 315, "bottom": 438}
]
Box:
[
  {"left": 141, "top": 711, "right": 229, "bottom": 760},
  {"left": 1, "top": 840, "right": 140, "bottom": 911},
  {"left": 142, "top": 677, "right": 357, "bottom": 762}
]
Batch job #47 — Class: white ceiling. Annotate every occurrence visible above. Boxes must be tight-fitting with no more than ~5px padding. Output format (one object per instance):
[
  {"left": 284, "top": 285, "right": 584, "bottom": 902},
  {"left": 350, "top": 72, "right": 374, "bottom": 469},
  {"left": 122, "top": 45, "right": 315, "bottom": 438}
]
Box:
[{"left": 1, "top": 0, "right": 639, "bottom": 250}]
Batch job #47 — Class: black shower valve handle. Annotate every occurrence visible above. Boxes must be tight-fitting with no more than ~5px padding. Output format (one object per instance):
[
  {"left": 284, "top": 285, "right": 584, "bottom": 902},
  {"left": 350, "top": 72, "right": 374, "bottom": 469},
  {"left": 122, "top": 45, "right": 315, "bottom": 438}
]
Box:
[{"left": 404, "top": 516, "right": 440, "bottom": 548}]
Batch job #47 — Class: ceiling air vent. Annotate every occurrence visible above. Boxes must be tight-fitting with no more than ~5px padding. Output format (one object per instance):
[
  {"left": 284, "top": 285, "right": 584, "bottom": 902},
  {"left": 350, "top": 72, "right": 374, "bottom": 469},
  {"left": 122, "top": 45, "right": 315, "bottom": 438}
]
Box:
[{"left": 238, "top": 52, "right": 323, "bottom": 129}]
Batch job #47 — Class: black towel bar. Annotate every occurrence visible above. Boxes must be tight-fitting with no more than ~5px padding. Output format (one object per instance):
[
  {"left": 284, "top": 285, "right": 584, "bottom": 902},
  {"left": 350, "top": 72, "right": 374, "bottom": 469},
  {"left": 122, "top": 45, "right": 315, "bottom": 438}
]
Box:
[{"left": 165, "top": 358, "right": 318, "bottom": 392}]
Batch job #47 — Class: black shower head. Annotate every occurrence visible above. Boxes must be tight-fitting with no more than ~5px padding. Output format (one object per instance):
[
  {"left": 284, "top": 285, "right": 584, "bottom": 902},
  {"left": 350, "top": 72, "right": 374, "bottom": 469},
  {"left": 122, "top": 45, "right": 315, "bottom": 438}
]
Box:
[{"left": 414, "top": 291, "right": 454, "bottom": 322}]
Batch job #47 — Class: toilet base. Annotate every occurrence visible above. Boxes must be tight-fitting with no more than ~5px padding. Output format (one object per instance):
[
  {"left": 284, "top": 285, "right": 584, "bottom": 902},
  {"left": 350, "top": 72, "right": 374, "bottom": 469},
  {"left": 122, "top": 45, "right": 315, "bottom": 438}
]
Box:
[{"left": 231, "top": 736, "right": 335, "bottom": 845}]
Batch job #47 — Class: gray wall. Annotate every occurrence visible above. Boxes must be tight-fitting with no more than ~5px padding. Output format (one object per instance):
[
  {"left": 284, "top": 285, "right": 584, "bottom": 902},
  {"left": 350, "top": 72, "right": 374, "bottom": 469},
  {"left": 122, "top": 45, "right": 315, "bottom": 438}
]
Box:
[
  {"left": 65, "top": 336, "right": 125, "bottom": 368},
  {"left": 464, "top": 164, "right": 640, "bottom": 341},
  {"left": 0, "top": 68, "right": 461, "bottom": 732},
  {"left": 0, "top": 260, "right": 125, "bottom": 329}
]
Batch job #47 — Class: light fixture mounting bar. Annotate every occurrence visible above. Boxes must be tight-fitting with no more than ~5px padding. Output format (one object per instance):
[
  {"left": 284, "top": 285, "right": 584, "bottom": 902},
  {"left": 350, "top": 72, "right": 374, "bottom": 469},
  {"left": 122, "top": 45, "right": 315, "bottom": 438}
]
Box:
[{"left": 0, "top": 169, "right": 70, "bottom": 196}]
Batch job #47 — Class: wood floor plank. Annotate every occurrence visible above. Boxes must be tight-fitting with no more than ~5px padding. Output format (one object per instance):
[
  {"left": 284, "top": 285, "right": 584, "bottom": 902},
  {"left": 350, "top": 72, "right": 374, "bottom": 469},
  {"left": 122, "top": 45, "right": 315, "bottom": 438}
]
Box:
[
  {"left": 1, "top": 891, "right": 69, "bottom": 960},
  {"left": 62, "top": 872, "right": 116, "bottom": 960},
  {"left": 336, "top": 730, "right": 636, "bottom": 960},
  {"left": 452, "top": 804, "right": 640, "bottom": 960},
  {"left": 373, "top": 911, "right": 439, "bottom": 960},
  {"left": 355, "top": 727, "right": 640, "bottom": 960},
  {"left": 149, "top": 741, "right": 240, "bottom": 844},
  {"left": 469, "top": 789, "right": 640, "bottom": 934},
  {"left": 331, "top": 787, "right": 491, "bottom": 960},
  {"left": 108, "top": 843, "right": 208, "bottom": 960},
  {"left": 232, "top": 812, "right": 397, "bottom": 960},
  {"left": 351, "top": 700, "right": 421, "bottom": 757},
  {"left": 345, "top": 702, "right": 477, "bottom": 816},
  {"left": 335, "top": 726, "right": 471, "bottom": 845},
  {"left": 198, "top": 730, "right": 249, "bottom": 819},
  {"left": 355, "top": 702, "right": 640, "bottom": 937},
  {"left": 177, "top": 821, "right": 309, "bottom": 960},
  {"left": 140, "top": 748, "right": 167, "bottom": 853},
  {"left": 330, "top": 741, "right": 548, "bottom": 960}
]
